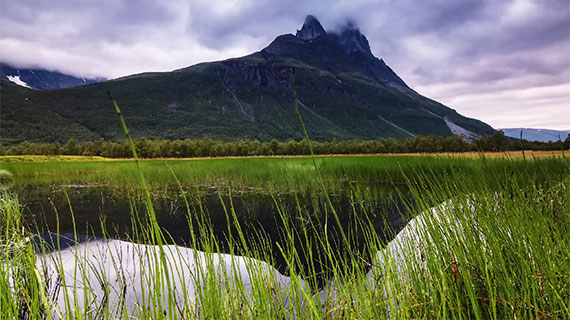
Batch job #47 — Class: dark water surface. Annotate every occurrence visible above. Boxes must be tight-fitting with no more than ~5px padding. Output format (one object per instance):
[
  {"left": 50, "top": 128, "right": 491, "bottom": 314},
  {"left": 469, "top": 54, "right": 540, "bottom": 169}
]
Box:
[{"left": 17, "top": 183, "right": 411, "bottom": 281}]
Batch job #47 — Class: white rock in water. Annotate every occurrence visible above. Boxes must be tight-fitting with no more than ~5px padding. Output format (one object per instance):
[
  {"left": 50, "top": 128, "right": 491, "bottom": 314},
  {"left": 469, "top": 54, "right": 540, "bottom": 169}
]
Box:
[
  {"left": 36, "top": 239, "right": 304, "bottom": 319},
  {"left": 317, "top": 200, "right": 479, "bottom": 309}
]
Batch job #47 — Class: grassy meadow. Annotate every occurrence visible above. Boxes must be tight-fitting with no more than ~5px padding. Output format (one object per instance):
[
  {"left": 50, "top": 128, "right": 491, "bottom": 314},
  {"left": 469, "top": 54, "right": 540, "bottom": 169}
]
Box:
[
  {"left": 2, "top": 151, "right": 567, "bottom": 193},
  {"left": 1, "top": 152, "right": 569, "bottom": 319}
]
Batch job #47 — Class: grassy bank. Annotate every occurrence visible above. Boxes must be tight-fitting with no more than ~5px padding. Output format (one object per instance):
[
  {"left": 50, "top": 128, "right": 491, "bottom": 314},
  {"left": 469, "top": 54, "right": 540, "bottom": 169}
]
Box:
[
  {"left": 1, "top": 154, "right": 569, "bottom": 318},
  {"left": 2, "top": 154, "right": 569, "bottom": 195}
]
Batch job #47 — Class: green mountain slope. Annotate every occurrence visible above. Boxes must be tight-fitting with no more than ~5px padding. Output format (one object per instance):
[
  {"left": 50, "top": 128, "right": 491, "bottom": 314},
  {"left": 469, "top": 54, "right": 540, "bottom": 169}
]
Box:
[{"left": 0, "top": 16, "right": 494, "bottom": 144}]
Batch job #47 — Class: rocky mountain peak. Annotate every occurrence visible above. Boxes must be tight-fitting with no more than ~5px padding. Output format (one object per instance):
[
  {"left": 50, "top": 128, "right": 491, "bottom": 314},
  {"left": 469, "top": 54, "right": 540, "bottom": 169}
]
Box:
[
  {"left": 296, "top": 15, "right": 327, "bottom": 40},
  {"left": 338, "top": 22, "right": 372, "bottom": 56}
]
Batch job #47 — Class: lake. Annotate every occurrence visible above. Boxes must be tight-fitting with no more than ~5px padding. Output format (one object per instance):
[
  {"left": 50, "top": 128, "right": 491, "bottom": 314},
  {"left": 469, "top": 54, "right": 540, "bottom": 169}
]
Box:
[{"left": 15, "top": 178, "right": 410, "bottom": 284}]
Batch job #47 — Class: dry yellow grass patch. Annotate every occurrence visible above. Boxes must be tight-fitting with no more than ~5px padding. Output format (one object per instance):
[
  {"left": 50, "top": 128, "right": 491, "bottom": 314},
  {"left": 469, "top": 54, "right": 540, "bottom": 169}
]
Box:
[
  {"left": 0, "top": 155, "right": 111, "bottom": 162},
  {"left": 0, "top": 150, "right": 565, "bottom": 163}
]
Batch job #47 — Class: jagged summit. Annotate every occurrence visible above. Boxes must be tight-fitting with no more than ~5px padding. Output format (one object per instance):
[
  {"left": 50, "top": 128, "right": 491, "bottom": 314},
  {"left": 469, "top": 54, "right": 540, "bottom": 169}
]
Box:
[
  {"left": 264, "top": 16, "right": 410, "bottom": 88},
  {"left": 296, "top": 15, "right": 326, "bottom": 40},
  {"left": 337, "top": 22, "right": 373, "bottom": 56},
  {"left": 0, "top": 14, "right": 496, "bottom": 144},
  {"left": 295, "top": 17, "right": 372, "bottom": 56}
]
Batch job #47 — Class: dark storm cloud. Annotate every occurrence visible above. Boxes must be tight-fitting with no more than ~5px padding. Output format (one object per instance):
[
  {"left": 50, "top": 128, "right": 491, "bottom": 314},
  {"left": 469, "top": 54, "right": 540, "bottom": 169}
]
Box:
[
  {"left": 184, "top": 0, "right": 320, "bottom": 49},
  {"left": 350, "top": 1, "right": 569, "bottom": 83},
  {"left": 0, "top": 0, "right": 568, "bottom": 129},
  {"left": 420, "top": 1, "right": 488, "bottom": 31}
]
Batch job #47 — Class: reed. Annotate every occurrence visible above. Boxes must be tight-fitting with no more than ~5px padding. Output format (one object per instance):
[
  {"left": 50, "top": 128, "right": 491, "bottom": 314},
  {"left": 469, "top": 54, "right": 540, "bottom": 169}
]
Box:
[{"left": 1, "top": 95, "right": 568, "bottom": 318}]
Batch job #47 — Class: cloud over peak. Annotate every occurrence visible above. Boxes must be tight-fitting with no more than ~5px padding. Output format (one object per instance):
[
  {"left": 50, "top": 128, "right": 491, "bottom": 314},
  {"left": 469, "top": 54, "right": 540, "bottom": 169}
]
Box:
[{"left": 1, "top": 0, "right": 568, "bottom": 129}]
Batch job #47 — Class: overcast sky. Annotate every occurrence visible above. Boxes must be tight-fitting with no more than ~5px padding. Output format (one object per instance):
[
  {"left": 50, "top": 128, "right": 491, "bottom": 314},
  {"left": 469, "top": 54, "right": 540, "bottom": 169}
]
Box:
[{"left": 1, "top": 0, "right": 569, "bottom": 130}]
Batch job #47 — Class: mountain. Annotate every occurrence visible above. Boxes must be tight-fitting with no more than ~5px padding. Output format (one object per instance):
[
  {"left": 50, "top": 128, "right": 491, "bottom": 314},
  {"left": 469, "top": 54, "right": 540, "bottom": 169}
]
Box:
[
  {"left": 0, "top": 62, "right": 105, "bottom": 90},
  {"left": 0, "top": 15, "right": 494, "bottom": 145},
  {"left": 500, "top": 128, "right": 570, "bottom": 142}
]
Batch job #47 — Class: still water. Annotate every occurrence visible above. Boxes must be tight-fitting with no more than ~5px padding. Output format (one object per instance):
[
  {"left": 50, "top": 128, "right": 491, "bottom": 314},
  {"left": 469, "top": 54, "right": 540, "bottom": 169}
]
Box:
[{"left": 16, "top": 183, "right": 411, "bottom": 281}]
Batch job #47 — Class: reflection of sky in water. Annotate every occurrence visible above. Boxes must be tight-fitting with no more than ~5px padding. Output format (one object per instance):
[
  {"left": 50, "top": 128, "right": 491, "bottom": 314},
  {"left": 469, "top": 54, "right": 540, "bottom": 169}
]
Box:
[{"left": 18, "top": 182, "right": 411, "bottom": 282}]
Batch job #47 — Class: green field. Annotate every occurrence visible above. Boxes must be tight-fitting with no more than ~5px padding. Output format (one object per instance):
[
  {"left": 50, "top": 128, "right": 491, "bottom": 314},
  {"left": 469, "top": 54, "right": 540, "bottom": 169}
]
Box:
[
  {"left": 2, "top": 154, "right": 567, "bottom": 192},
  {"left": 1, "top": 154, "right": 569, "bottom": 319}
]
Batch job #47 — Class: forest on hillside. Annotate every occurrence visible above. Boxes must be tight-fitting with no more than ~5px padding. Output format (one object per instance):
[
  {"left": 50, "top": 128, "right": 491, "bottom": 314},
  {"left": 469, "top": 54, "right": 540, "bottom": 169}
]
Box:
[{"left": 2, "top": 131, "right": 568, "bottom": 158}]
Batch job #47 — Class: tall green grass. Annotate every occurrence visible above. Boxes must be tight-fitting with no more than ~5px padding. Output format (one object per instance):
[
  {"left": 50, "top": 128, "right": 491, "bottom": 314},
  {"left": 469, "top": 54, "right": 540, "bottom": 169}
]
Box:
[
  {"left": 1, "top": 155, "right": 569, "bottom": 319},
  {"left": 3, "top": 155, "right": 569, "bottom": 199},
  {"left": 1, "top": 93, "right": 568, "bottom": 318}
]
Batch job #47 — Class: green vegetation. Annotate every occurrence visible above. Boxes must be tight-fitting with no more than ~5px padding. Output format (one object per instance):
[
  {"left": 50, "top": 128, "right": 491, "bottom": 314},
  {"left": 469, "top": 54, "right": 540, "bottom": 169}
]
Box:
[
  {"left": 1, "top": 86, "right": 568, "bottom": 318},
  {"left": 0, "top": 29, "right": 495, "bottom": 145},
  {"left": 1, "top": 154, "right": 569, "bottom": 319},
  {"left": 2, "top": 17, "right": 567, "bottom": 318},
  {"left": 3, "top": 154, "right": 568, "bottom": 196},
  {"left": 2, "top": 130, "right": 568, "bottom": 158}
]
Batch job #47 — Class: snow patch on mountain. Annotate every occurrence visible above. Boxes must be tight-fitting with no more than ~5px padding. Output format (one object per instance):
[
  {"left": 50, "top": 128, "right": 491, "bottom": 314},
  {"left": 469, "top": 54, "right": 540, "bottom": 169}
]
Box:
[
  {"left": 1, "top": 62, "right": 105, "bottom": 90},
  {"left": 6, "top": 75, "right": 31, "bottom": 88}
]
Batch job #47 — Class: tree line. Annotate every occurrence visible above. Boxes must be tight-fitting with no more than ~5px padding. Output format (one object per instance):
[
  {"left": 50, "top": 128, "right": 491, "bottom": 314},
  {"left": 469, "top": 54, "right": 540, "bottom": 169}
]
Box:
[{"left": 1, "top": 131, "right": 568, "bottom": 158}]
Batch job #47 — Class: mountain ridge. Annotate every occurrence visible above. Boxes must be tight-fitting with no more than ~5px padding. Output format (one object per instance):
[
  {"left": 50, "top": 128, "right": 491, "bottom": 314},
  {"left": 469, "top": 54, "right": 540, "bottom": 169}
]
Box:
[
  {"left": 500, "top": 128, "right": 570, "bottom": 142},
  {"left": 0, "top": 62, "right": 105, "bottom": 90},
  {"left": 0, "top": 15, "right": 495, "bottom": 145}
]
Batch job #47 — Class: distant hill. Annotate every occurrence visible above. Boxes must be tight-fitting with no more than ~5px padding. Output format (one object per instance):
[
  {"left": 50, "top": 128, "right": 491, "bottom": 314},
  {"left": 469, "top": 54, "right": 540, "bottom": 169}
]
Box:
[
  {"left": 501, "top": 128, "right": 570, "bottom": 142},
  {"left": 0, "top": 15, "right": 495, "bottom": 144},
  {"left": 0, "top": 62, "right": 105, "bottom": 90}
]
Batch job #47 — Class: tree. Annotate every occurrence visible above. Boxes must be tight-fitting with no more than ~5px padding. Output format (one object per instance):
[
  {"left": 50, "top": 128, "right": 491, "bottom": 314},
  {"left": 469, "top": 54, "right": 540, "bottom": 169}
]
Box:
[
  {"left": 82, "top": 142, "right": 97, "bottom": 156},
  {"left": 443, "top": 135, "right": 466, "bottom": 152},
  {"left": 182, "top": 139, "right": 197, "bottom": 157},
  {"left": 63, "top": 139, "right": 81, "bottom": 155},
  {"left": 235, "top": 140, "right": 249, "bottom": 156},
  {"left": 155, "top": 140, "right": 174, "bottom": 158},
  {"left": 269, "top": 139, "right": 280, "bottom": 155},
  {"left": 39, "top": 143, "right": 62, "bottom": 155},
  {"left": 488, "top": 131, "right": 510, "bottom": 151},
  {"left": 277, "top": 140, "right": 290, "bottom": 155},
  {"left": 11, "top": 141, "right": 39, "bottom": 155},
  {"left": 134, "top": 138, "right": 155, "bottom": 158}
]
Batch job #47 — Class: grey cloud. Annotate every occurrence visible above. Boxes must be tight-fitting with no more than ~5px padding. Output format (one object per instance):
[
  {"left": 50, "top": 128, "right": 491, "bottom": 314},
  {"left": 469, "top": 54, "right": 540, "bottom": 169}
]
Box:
[
  {"left": 364, "top": 0, "right": 569, "bottom": 101},
  {"left": 1, "top": 0, "right": 178, "bottom": 45},
  {"left": 184, "top": 1, "right": 319, "bottom": 49},
  {"left": 422, "top": 0, "right": 488, "bottom": 31},
  {"left": 0, "top": 0, "right": 568, "bottom": 129}
]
